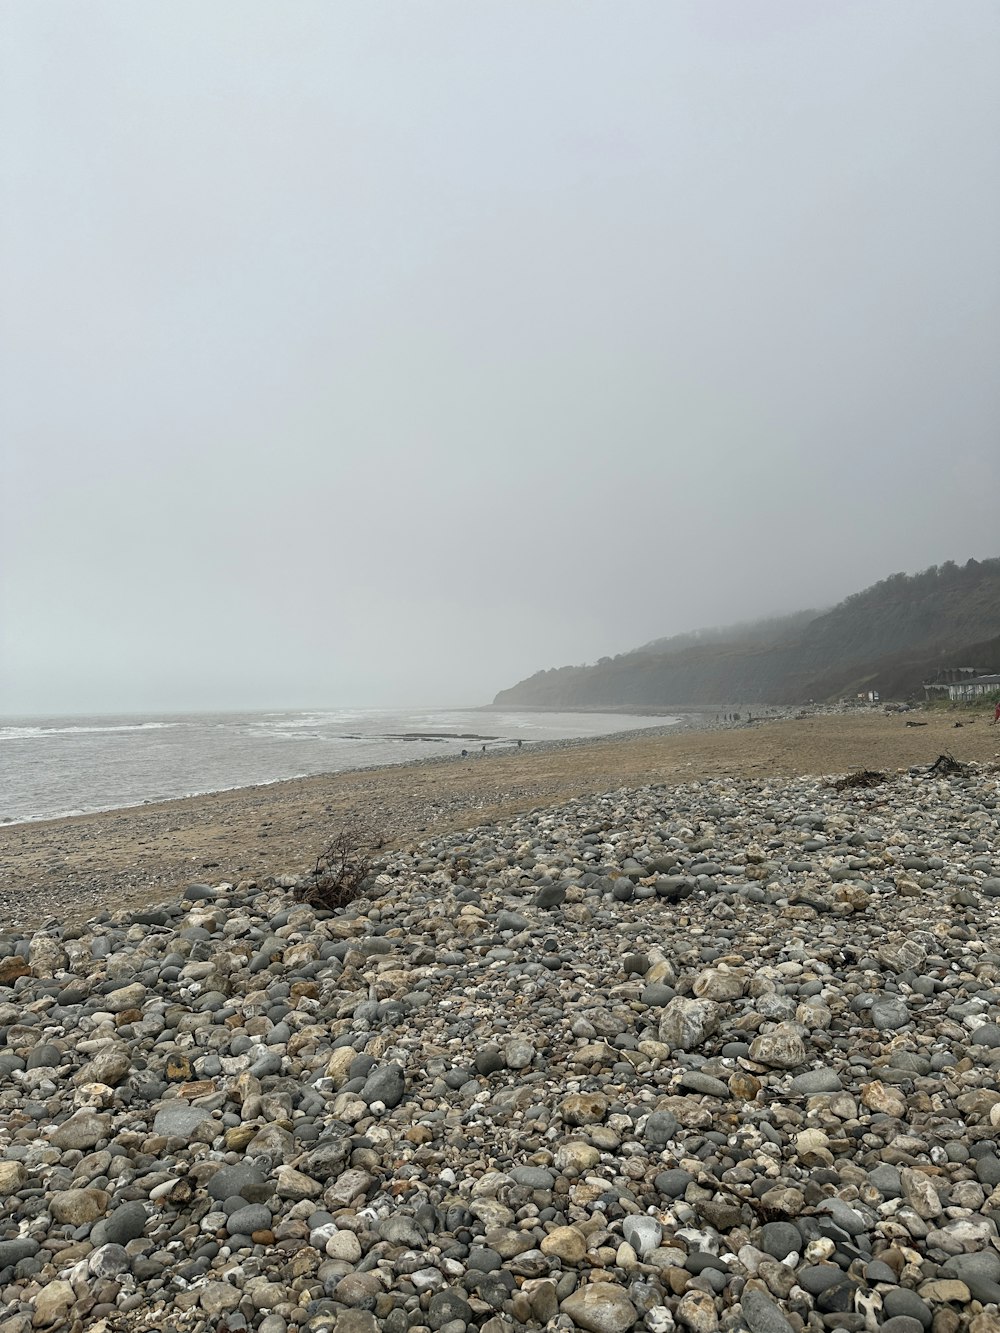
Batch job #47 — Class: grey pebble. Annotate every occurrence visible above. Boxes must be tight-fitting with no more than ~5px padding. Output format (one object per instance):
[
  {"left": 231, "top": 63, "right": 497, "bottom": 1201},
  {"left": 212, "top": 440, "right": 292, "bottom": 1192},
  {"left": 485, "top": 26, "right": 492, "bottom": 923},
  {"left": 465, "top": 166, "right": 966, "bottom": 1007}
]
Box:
[{"left": 2, "top": 745, "right": 999, "bottom": 1333}]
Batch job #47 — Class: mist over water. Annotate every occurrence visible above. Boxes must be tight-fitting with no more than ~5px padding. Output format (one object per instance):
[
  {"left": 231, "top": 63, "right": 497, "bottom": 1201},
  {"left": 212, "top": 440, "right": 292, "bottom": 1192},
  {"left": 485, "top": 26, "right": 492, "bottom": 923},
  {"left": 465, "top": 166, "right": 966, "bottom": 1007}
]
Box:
[{"left": 0, "top": 708, "right": 676, "bottom": 824}]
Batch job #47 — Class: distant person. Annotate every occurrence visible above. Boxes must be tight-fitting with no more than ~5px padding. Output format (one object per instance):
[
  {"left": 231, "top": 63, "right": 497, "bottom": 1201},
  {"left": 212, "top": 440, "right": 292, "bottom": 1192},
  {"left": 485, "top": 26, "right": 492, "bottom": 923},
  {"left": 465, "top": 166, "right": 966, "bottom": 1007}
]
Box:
[
  {"left": 481, "top": 744, "right": 487, "bottom": 755},
  {"left": 994, "top": 701, "right": 1000, "bottom": 725},
  {"left": 517, "top": 739, "right": 523, "bottom": 749},
  {"left": 461, "top": 748, "right": 468, "bottom": 758}
]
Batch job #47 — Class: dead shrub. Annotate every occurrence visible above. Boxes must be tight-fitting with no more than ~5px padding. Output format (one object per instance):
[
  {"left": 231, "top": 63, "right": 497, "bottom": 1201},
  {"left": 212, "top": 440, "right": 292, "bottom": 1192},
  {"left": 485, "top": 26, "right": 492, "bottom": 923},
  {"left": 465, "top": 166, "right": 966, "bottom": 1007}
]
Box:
[
  {"left": 293, "top": 828, "right": 377, "bottom": 912},
  {"left": 928, "top": 753, "right": 967, "bottom": 777},
  {"left": 833, "top": 769, "right": 889, "bottom": 791}
]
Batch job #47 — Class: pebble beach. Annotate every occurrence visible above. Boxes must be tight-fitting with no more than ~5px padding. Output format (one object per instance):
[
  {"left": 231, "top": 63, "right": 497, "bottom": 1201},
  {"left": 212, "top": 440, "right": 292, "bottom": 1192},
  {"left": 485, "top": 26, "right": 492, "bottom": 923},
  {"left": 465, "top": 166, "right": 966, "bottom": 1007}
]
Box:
[{"left": 2, "top": 711, "right": 1000, "bottom": 1333}]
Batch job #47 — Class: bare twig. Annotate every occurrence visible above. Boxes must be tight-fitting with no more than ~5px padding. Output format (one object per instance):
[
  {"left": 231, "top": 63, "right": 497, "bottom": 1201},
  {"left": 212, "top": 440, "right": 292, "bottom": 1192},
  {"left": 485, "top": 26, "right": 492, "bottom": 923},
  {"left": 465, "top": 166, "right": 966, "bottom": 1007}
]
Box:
[{"left": 293, "top": 827, "right": 374, "bottom": 911}]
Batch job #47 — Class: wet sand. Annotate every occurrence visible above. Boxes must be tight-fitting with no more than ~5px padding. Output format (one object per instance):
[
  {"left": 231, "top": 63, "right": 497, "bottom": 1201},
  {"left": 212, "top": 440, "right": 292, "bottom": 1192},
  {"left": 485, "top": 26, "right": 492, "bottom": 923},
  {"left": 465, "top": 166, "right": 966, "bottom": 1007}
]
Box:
[{"left": 2, "top": 710, "right": 996, "bottom": 931}]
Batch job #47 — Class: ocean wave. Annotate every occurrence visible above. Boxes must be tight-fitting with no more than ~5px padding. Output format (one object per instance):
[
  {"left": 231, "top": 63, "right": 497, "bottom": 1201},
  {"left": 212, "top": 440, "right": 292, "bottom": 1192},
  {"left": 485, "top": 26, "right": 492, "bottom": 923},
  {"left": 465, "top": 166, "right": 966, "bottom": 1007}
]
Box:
[{"left": 0, "top": 722, "right": 181, "bottom": 741}]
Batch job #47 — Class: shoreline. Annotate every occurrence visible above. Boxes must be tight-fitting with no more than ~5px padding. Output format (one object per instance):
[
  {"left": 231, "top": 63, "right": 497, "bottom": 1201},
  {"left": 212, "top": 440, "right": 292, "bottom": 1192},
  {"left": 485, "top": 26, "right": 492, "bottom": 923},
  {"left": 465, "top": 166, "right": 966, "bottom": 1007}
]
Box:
[
  {"left": 0, "top": 709, "right": 699, "bottom": 830},
  {"left": 0, "top": 715, "right": 697, "bottom": 832},
  {"left": 2, "top": 708, "right": 997, "bottom": 932}
]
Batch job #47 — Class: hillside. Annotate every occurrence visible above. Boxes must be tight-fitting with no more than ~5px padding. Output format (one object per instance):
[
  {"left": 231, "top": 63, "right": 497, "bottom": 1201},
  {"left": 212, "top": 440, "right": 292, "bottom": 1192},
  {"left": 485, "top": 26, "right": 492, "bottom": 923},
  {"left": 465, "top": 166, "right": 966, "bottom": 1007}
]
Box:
[{"left": 494, "top": 558, "right": 1000, "bottom": 707}]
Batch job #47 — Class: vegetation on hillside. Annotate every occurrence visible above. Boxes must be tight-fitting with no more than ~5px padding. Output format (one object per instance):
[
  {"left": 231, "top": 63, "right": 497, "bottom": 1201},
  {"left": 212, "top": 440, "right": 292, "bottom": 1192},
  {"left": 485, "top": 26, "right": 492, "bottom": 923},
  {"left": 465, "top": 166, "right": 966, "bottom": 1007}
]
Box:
[{"left": 494, "top": 558, "right": 1000, "bottom": 707}]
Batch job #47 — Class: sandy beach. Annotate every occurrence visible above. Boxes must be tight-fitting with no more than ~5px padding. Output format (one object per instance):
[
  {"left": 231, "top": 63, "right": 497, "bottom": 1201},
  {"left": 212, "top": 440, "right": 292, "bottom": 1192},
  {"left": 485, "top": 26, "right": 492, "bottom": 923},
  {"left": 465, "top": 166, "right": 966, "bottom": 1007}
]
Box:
[{"left": 2, "top": 709, "right": 996, "bottom": 932}]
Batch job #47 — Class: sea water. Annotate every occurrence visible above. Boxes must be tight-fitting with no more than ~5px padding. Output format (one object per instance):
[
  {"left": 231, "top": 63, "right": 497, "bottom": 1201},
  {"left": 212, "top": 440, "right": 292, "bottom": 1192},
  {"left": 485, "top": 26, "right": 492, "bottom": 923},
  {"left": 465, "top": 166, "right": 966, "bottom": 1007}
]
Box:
[{"left": 0, "top": 707, "right": 675, "bottom": 825}]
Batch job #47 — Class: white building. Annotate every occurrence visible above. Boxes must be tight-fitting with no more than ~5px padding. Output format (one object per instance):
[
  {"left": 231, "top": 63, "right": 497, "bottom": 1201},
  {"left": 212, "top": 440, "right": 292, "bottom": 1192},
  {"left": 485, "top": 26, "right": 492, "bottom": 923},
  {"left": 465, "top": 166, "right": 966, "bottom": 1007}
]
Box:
[{"left": 939, "top": 673, "right": 1000, "bottom": 702}]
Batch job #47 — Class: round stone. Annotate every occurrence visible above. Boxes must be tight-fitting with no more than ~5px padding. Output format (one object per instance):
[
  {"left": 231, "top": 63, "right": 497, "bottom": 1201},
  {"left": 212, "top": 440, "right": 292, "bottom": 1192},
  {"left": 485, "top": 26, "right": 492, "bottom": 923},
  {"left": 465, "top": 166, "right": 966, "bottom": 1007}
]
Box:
[
  {"left": 561, "top": 1283, "right": 638, "bottom": 1333},
  {"left": 758, "top": 1221, "right": 802, "bottom": 1260},
  {"left": 226, "top": 1203, "right": 272, "bottom": 1235},
  {"left": 541, "top": 1226, "right": 587, "bottom": 1264}
]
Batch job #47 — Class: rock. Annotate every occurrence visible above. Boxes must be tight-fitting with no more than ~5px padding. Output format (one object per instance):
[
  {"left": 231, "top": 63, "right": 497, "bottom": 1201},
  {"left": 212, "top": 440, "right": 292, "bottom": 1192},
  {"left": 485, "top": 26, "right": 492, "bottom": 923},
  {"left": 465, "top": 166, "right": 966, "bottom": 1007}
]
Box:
[
  {"left": 0, "top": 751, "right": 999, "bottom": 1333},
  {"left": 325, "top": 1046, "right": 355, "bottom": 1085},
  {"left": 622, "top": 1216, "right": 663, "bottom": 1256},
  {"left": 94, "top": 1201, "right": 147, "bottom": 1246},
  {"left": 49, "top": 1111, "right": 109, "bottom": 1150},
  {"left": 645, "top": 1109, "right": 679, "bottom": 1144},
  {"left": 693, "top": 967, "right": 745, "bottom": 1001},
  {"left": 541, "top": 1225, "right": 588, "bottom": 1264},
  {"left": 554, "top": 1142, "right": 601, "bottom": 1174},
  {"left": 206, "top": 1161, "right": 268, "bottom": 1201},
  {"left": 796, "top": 1127, "right": 832, "bottom": 1164},
  {"left": 676, "top": 1288, "right": 719, "bottom": 1333},
  {"left": 275, "top": 1165, "right": 320, "bottom": 1199},
  {"left": 816, "top": 1197, "right": 869, "bottom": 1235},
  {"left": 655, "top": 1168, "right": 694, "bottom": 1197},
  {"left": 226, "top": 1203, "right": 272, "bottom": 1235},
  {"left": 504, "top": 1036, "right": 535, "bottom": 1069},
  {"left": 749, "top": 1023, "right": 807, "bottom": 1068},
  {"left": 333, "top": 1272, "right": 383, "bottom": 1310},
  {"left": 164, "top": 1053, "right": 193, "bottom": 1081},
  {"left": 88, "top": 1243, "right": 130, "bottom": 1278},
  {"left": 106, "top": 981, "right": 146, "bottom": 1011},
  {"left": 659, "top": 996, "right": 721, "bottom": 1050},
  {"left": 917, "top": 1279, "right": 970, "bottom": 1304},
  {"left": 900, "top": 1169, "right": 943, "bottom": 1219},
  {"left": 883, "top": 1288, "right": 932, "bottom": 1326},
  {"left": 25, "top": 1042, "right": 62, "bottom": 1070},
  {"left": 324, "top": 1168, "right": 374, "bottom": 1207},
  {"left": 427, "top": 1289, "right": 475, "bottom": 1329},
  {"left": 758, "top": 1222, "right": 802, "bottom": 1261},
  {"left": 0, "top": 1161, "right": 27, "bottom": 1192},
  {"left": 742, "top": 1288, "right": 796, "bottom": 1333},
  {"left": 333, "top": 1314, "right": 379, "bottom": 1333},
  {"left": 870, "top": 995, "right": 910, "bottom": 1030},
  {"left": 200, "top": 1282, "right": 242, "bottom": 1315},
  {"left": 0, "top": 1239, "right": 38, "bottom": 1267},
  {"left": 878, "top": 938, "right": 927, "bottom": 973},
  {"left": 561, "top": 1283, "right": 639, "bottom": 1333},
  {"left": 790, "top": 1069, "right": 843, "bottom": 1094},
  {"left": 0, "top": 956, "right": 30, "bottom": 985},
  {"left": 680, "top": 1070, "right": 730, "bottom": 1097},
  {"left": 50, "top": 1188, "right": 110, "bottom": 1224},
  {"left": 941, "top": 1252, "right": 1000, "bottom": 1284},
  {"left": 325, "top": 1229, "right": 362, "bottom": 1262},
  {"left": 360, "top": 1062, "right": 405, "bottom": 1108},
  {"left": 560, "top": 1092, "right": 609, "bottom": 1125},
  {"left": 152, "top": 1103, "right": 217, "bottom": 1141},
  {"left": 475, "top": 1044, "right": 505, "bottom": 1075},
  {"left": 534, "top": 884, "right": 567, "bottom": 908},
  {"left": 32, "top": 1280, "right": 74, "bottom": 1327},
  {"left": 861, "top": 1080, "right": 908, "bottom": 1117},
  {"left": 74, "top": 1045, "right": 131, "bottom": 1087}
]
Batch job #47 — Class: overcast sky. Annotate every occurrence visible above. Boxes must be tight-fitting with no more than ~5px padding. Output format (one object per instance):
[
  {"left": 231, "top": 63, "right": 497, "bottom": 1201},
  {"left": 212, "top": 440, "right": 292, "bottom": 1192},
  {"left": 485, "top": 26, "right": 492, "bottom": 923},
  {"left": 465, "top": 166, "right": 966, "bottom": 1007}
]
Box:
[{"left": 2, "top": 2, "right": 998, "bottom": 714}]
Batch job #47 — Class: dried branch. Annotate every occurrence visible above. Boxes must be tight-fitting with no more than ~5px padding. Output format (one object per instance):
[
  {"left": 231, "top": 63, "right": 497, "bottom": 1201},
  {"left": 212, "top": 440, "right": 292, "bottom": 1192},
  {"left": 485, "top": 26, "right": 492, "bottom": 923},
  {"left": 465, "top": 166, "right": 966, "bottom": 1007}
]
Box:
[{"left": 292, "top": 828, "right": 374, "bottom": 911}]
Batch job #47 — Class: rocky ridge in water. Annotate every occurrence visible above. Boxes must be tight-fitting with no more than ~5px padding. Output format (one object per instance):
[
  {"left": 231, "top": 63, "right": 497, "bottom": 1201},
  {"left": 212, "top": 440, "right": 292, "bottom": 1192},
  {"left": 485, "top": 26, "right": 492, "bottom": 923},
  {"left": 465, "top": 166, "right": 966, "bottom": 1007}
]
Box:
[{"left": 1, "top": 760, "right": 999, "bottom": 1333}]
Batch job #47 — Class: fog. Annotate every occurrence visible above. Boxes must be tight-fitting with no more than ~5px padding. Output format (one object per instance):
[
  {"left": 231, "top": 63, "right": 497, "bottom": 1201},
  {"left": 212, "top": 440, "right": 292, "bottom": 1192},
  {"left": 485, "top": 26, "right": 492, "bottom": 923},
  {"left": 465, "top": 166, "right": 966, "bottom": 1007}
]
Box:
[{"left": 3, "top": 2, "right": 998, "bottom": 715}]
